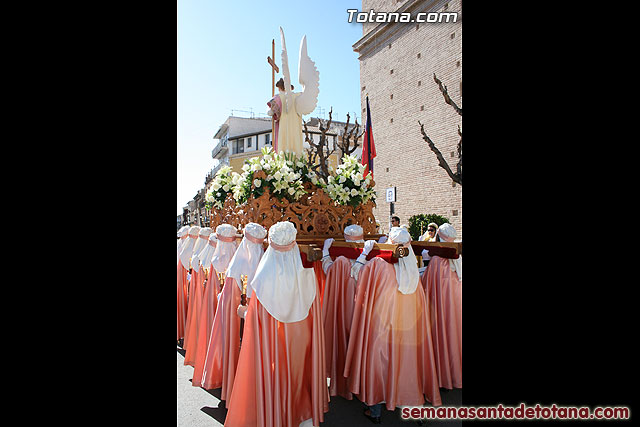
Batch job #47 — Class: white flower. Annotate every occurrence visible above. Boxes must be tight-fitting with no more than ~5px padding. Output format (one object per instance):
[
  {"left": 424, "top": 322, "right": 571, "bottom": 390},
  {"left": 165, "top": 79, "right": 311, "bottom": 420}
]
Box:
[
  {"left": 297, "top": 161, "right": 305, "bottom": 168},
  {"left": 273, "top": 171, "right": 282, "bottom": 181},
  {"left": 288, "top": 187, "right": 296, "bottom": 195},
  {"left": 253, "top": 179, "right": 261, "bottom": 187},
  {"left": 212, "top": 182, "right": 221, "bottom": 191},
  {"left": 251, "top": 163, "right": 262, "bottom": 172},
  {"left": 339, "top": 175, "right": 347, "bottom": 184},
  {"left": 351, "top": 188, "right": 359, "bottom": 196},
  {"left": 242, "top": 164, "right": 250, "bottom": 172},
  {"left": 216, "top": 192, "right": 221, "bottom": 197},
  {"left": 222, "top": 184, "right": 230, "bottom": 192}
]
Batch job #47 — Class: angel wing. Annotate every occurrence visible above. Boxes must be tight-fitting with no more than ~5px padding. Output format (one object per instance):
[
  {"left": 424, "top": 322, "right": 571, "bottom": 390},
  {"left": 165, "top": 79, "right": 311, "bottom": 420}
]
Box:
[
  {"left": 295, "top": 35, "right": 320, "bottom": 116},
  {"left": 279, "top": 27, "right": 294, "bottom": 114}
]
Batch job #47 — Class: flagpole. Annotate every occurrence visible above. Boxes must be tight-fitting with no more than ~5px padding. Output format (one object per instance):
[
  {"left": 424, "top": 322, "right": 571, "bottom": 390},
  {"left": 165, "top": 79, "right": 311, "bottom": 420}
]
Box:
[{"left": 362, "top": 94, "right": 375, "bottom": 179}]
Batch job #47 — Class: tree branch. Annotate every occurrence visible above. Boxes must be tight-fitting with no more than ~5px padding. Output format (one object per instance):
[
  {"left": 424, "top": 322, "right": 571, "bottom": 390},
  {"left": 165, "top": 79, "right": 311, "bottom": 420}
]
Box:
[
  {"left": 418, "top": 120, "right": 462, "bottom": 186},
  {"left": 456, "top": 126, "right": 462, "bottom": 181},
  {"left": 303, "top": 108, "right": 335, "bottom": 184},
  {"left": 335, "top": 113, "right": 361, "bottom": 160},
  {"left": 434, "top": 73, "right": 462, "bottom": 116}
]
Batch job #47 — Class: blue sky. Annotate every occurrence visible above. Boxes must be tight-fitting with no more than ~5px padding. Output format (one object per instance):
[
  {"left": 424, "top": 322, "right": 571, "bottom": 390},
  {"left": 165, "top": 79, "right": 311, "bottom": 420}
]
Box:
[{"left": 178, "top": 0, "right": 364, "bottom": 215}]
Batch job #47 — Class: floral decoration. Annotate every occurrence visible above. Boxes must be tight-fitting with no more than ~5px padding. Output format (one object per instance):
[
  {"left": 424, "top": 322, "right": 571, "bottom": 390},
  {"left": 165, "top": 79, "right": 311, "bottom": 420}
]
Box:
[
  {"left": 324, "top": 154, "right": 376, "bottom": 207},
  {"left": 205, "top": 165, "right": 235, "bottom": 210}
]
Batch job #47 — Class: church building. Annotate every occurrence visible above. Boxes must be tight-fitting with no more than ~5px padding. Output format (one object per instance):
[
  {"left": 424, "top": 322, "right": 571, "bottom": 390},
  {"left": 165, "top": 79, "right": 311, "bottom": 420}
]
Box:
[{"left": 353, "top": 0, "right": 462, "bottom": 237}]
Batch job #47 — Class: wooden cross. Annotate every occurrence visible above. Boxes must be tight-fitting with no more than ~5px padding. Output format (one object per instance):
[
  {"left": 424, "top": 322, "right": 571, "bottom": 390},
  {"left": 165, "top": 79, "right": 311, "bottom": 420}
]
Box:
[{"left": 267, "top": 39, "right": 279, "bottom": 142}]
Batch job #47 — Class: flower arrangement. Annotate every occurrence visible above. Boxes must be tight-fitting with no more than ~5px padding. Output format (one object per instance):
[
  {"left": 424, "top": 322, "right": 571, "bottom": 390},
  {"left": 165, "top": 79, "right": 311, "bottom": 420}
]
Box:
[
  {"left": 206, "top": 150, "right": 374, "bottom": 212},
  {"left": 324, "top": 154, "right": 376, "bottom": 207},
  {"left": 235, "top": 147, "right": 320, "bottom": 204},
  {"left": 205, "top": 165, "right": 235, "bottom": 210}
]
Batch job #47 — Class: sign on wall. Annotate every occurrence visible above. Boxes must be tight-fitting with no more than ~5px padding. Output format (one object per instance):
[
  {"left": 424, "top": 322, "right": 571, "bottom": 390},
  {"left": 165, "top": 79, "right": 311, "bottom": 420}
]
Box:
[{"left": 386, "top": 187, "right": 396, "bottom": 203}]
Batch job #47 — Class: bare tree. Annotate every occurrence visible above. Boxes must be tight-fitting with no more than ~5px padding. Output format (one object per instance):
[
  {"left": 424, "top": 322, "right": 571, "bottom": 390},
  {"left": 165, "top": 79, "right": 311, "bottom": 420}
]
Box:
[
  {"left": 418, "top": 73, "right": 462, "bottom": 186},
  {"left": 335, "top": 112, "right": 363, "bottom": 161},
  {"left": 303, "top": 107, "right": 335, "bottom": 184}
]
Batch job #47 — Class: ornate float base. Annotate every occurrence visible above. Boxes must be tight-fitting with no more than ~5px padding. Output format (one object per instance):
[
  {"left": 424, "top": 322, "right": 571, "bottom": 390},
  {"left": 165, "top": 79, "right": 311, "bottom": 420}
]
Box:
[{"left": 210, "top": 172, "right": 379, "bottom": 237}]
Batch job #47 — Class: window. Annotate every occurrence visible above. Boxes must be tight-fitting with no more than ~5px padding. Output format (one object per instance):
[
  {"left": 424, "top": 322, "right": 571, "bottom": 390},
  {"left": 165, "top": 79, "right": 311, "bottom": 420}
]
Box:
[
  {"left": 247, "top": 137, "right": 252, "bottom": 148},
  {"left": 265, "top": 133, "right": 271, "bottom": 145},
  {"left": 234, "top": 139, "right": 244, "bottom": 154}
]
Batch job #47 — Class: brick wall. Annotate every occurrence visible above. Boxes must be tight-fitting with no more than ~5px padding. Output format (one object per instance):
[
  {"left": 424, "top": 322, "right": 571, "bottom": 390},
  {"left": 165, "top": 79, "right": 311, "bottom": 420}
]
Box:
[{"left": 356, "top": 0, "right": 462, "bottom": 238}]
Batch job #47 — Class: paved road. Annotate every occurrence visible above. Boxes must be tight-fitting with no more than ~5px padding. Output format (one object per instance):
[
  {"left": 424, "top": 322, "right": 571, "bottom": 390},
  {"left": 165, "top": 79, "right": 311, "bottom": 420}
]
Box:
[{"left": 178, "top": 345, "right": 462, "bottom": 426}]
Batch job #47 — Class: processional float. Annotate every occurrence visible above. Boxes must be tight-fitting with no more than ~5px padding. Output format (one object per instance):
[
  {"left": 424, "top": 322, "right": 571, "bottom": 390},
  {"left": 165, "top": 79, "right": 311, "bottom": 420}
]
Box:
[{"left": 207, "top": 28, "right": 461, "bottom": 335}]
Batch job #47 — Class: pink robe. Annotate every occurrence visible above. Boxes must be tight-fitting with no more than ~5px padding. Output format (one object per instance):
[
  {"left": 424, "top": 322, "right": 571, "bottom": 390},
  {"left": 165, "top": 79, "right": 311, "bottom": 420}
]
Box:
[
  {"left": 267, "top": 95, "right": 282, "bottom": 152},
  {"left": 421, "top": 256, "right": 462, "bottom": 389},
  {"left": 177, "top": 262, "right": 188, "bottom": 341},
  {"left": 183, "top": 268, "right": 204, "bottom": 363},
  {"left": 322, "top": 256, "right": 356, "bottom": 399},
  {"left": 225, "top": 288, "right": 329, "bottom": 427},
  {"left": 196, "top": 276, "right": 242, "bottom": 397},
  {"left": 313, "top": 260, "right": 326, "bottom": 308},
  {"left": 344, "top": 257, "right": 442, "bottom": 409},
  {"left": 190, "top": 267, "right": 220, "bottom": 387}
]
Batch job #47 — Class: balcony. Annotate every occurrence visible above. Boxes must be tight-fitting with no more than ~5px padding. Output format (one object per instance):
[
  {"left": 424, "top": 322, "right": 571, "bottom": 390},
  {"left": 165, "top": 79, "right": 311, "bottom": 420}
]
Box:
[
  {"left": 211, "top": 139, "right": 229, "bottom": 160},
  {"left": 208, "top": 160, "right": 228, "bottom": 179}
]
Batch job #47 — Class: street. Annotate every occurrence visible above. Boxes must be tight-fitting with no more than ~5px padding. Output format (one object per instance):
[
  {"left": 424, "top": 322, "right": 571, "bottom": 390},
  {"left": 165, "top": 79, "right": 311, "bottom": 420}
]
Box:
[{"left": 178, "top": 345, "right": 462, "bottom": 426}]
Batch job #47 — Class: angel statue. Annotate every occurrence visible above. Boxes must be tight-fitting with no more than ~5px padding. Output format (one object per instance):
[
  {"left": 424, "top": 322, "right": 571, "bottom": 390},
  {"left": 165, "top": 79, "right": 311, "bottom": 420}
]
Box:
[{"left": 267, "top": 27, "right": 320, "bottom": 156}]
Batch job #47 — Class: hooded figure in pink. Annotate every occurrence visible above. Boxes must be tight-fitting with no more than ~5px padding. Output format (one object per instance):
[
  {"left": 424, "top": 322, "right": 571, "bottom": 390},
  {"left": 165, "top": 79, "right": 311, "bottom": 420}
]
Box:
[
  {"left": 320, "top": 224, "right": 371, "bottom": 400},
  {"left": 225, "top": 221, "right": 329, "bottom": 427},
  {"left": 177, "top": 226, "right": 199, "bottom": 342},
  {"left": 194, "top": 222, "right": 265, "bottom": 398},
  {"left": 420, "top": 223, "right": 462, "bottom": 390},
  {"left": 344, "top": 226, "right": 442, "bottom": 423}
]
